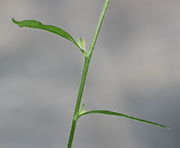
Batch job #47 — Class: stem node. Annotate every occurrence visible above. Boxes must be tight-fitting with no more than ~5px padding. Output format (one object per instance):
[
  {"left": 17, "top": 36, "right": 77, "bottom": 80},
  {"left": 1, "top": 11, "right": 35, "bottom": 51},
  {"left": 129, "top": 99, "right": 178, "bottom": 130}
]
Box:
[{"left": 67, "top": 1, "right": 110, "bottom": 148}]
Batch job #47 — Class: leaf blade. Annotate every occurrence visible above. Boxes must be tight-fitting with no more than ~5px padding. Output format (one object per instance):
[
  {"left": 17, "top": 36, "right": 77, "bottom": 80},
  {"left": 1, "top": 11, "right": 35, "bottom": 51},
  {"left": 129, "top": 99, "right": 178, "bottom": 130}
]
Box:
[
  {"left": 79, "top": 110, "right": 167, "bottom": 128},
  {"left": 12, "top": 18, "right": 80, "bottom": 49}
]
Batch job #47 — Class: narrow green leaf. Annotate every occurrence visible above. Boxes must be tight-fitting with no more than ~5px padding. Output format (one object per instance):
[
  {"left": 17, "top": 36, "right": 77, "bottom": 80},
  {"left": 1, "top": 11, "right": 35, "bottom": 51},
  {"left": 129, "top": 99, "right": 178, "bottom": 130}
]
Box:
[
  {"left": 12, "top": 18, "right": 82, "bottom": 51},
  {"left": 79, "top": 110, "right": 167, "bottom": 128}
]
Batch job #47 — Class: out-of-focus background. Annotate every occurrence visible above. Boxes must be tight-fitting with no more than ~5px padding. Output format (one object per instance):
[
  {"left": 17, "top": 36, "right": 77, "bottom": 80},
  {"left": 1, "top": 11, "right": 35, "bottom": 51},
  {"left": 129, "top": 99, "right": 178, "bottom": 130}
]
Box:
[{"left": 0, "top": 0, "right": 179, "bottom": 147}]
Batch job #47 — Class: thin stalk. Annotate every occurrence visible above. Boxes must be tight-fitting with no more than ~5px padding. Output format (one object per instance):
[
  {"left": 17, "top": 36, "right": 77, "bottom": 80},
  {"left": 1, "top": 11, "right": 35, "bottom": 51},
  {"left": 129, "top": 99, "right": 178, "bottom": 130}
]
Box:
[
  {"left": 87, "top": 0, "right": 110, "bottom": 58},
  {"left": 67, "top": 57, "right": 89, "bottom": 148},
  {"left": 67, "top": 0, "right": 110, "bottom": 148}
]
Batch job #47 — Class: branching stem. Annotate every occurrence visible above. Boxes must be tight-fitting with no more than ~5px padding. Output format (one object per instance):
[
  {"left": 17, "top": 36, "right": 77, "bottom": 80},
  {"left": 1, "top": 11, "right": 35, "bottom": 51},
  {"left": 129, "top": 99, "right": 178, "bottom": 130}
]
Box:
[{"left": 67, "top": 0, "right": 110, "bottom": 148}]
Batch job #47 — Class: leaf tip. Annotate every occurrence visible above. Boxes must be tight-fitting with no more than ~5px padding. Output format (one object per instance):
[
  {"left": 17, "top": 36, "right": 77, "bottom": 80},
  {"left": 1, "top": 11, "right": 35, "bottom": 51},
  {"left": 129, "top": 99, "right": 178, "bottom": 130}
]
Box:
[
  {"left": 12, "top": 18, "right": 19, "bottom": 25},
  {"left": 159, "top": 124, "right": 169, "bottom": 128},
  {"left": 12, "top": 18, "right": 23, "bottom": 27},
  {"left": 12, "top": 18, "right": 17, "bottom": 23},
  {"left": 12, "top": 18, "right": 19, "bottom": 24}
]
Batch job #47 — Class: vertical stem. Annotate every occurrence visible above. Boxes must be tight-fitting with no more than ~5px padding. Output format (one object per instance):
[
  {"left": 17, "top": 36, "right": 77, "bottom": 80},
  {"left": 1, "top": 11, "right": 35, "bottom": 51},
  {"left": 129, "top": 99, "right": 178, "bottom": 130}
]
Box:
[
  {"left": 73, "top": 57, "right": 90, "bottom": 116},
  {"left": 67, "top": 0, "right": 110, "bottom": 148},
  {"left": 67, "top": 57, "right": 89, "bottom": 148},
  {"left": 67, "top": 120, "right": 77, "bottom": 148}
]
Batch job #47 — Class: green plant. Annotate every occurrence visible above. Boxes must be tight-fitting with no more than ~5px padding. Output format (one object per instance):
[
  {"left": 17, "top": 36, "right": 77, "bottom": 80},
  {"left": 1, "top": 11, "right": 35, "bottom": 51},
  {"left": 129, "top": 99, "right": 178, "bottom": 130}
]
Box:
[{"left": 12, "top": 0, "right": 167, "bottom": 147}]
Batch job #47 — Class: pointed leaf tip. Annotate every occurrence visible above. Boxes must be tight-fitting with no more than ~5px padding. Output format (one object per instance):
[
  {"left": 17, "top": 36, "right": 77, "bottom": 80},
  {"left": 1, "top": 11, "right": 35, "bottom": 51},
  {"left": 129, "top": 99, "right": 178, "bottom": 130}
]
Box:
[
  {"left": 12, "top": 18, "right": 16, "bottom": 23},
  {"left": 79, "top": 110, "right": 167, "bottom": 128}
]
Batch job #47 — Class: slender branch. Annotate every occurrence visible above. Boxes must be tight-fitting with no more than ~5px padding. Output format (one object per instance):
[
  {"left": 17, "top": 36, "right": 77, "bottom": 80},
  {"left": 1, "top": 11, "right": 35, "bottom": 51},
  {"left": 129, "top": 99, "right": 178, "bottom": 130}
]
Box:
[
  {"left": 67, "top": 0, "right": 110, "bottom": 148},
  {"left": 87, "top": 0, "right": 110, "bottom": 58}
]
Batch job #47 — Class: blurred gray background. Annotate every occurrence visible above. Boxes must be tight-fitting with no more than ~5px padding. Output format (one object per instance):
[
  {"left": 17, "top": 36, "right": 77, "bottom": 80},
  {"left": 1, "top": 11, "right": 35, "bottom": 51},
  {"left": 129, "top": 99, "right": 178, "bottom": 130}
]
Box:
[{"left": 0, "top": 0, "right": 179, "bottom": 147}]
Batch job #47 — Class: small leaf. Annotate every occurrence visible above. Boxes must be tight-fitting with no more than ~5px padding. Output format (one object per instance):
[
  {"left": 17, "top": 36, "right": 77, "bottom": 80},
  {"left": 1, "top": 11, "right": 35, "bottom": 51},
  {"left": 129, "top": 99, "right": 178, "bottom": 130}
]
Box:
[
  {"left": 78, "top": 104, "right": 86, "bottom": 116},
  {"left": 12, "top": 18, "right": 81, "bottom": 50},
  {"left": 79, "top": 110, "right": 167, "bottom": 128},
  {"left": 77, "top": 37, "right": 86, "bottom": 50}
]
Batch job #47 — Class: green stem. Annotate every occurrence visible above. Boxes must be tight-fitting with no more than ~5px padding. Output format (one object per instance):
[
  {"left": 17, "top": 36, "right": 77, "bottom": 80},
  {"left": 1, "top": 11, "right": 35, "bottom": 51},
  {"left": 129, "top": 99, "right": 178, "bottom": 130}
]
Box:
[
  {"left": 66, "top": 119, "right": 77, "bottom": 148},
  {"left": 87, "top": 0, "right": 110, "bottom": 58},
  {"left": 67, "top": 0, "right": 110, "bottom": 148},
  {"left": 67, "top": 57, "right": 89, "bottom": 148}
]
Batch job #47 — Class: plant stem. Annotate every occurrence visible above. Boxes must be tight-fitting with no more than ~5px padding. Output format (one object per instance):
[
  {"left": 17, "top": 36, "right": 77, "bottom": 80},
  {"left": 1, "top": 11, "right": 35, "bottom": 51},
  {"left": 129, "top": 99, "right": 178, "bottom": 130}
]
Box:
[
  {"left": 67, "top": 57, "right": 89, "bottom": 148},
  {"left": 87, "top": 0, "right": 110, "bottom": 58},
  {"left": 67, "top": 0, "right": 110, "bottom": 148}
]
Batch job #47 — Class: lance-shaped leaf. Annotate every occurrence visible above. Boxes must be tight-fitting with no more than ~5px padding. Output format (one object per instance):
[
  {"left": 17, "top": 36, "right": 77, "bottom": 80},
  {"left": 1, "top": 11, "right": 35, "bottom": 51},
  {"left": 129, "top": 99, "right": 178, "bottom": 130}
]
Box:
[
  {"left": 12, "top": 18, "right": 84, "bottom": 53},
  {"left": 79, "top": 110, "right": 167, "bottom": 128}
]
